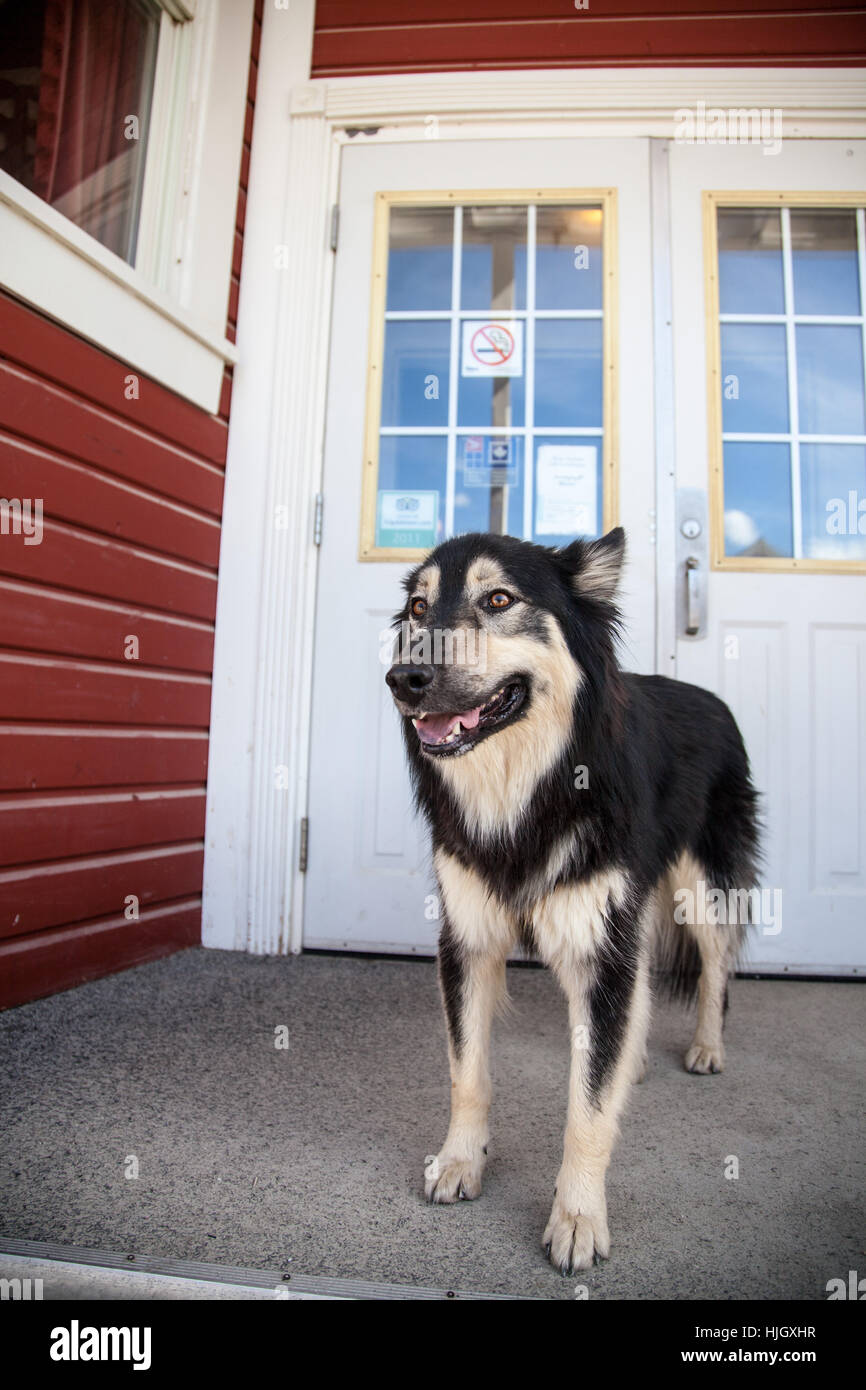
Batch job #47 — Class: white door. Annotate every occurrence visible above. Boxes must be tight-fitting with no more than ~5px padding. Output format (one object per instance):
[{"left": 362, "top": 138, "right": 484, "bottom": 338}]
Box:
[
  {"left": 669, "top": 139, "right": 866, "bottom": 974},
  {"left": 305, "top": 137, "right": 657, "bottom": 952}
]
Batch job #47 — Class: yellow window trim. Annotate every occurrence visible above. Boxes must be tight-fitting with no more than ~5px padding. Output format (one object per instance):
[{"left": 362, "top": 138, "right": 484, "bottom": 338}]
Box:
[
  {"left": 359, "top": 188, "right": 619, "bottom": 562},
  {"left": 704, "top": 189, "right": 866, "bottom": 575}
]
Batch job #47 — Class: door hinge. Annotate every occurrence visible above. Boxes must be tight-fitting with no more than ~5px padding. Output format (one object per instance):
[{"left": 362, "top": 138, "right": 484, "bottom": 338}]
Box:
[
  {"left": 299, "top": 817, "right": 309, "bottom": 873},
  {"left": 329, "top": 204, "right": 339, "bottom": 252},
  {"left": 313, "top": 492, "right": 324, "bottom": 546}
]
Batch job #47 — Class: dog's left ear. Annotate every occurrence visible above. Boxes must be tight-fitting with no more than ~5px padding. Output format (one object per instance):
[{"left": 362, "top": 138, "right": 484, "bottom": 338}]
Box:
[{"left": 558, "top": 527, "right": 625, "bottom": 602}]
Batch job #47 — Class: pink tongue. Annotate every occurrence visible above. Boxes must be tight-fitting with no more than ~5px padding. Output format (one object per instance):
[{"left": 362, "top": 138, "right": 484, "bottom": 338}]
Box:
[{"left": 415, "top": 706, "right": 481, "bottom": 744}]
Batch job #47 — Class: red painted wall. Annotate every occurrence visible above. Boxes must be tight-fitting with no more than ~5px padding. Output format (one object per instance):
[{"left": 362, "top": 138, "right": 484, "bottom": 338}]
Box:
[
  {"left": 0, "top": 0, "right": 264, "bottom": 1009},
  {"left": 312, "top": 1, "right": 866, "bottom": 75}
]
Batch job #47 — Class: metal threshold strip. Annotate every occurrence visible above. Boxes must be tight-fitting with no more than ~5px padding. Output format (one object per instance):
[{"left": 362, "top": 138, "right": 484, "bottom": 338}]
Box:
[{"left": 0, "top": 1238, "right": 522, "bottom": 1301}]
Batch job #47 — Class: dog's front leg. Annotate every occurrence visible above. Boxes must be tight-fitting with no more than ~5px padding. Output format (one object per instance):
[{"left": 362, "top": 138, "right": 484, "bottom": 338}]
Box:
[
  {"left": 425, "top": 911, "right": 508, "bottom": 1204},
  {"left": 544, "top": 917, "right": 651, "bottom": 1272}
]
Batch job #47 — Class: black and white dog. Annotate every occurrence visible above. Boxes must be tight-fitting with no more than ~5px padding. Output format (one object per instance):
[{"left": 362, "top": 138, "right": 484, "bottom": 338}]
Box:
[{"left": 386, "top": 528, "right": 760, "bottom": 1273}]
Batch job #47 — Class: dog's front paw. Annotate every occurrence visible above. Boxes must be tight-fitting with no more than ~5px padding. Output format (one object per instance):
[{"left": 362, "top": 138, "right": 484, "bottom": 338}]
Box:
[
  {"left": 424, "top": 1150, "right": 484, "bottom": 1204},
  {"left": 684, "top": 1041, "right": 725, "bottom": 1074},
  {"left": 543, "top": 1193, "right": 610, "bottom": 1273}
]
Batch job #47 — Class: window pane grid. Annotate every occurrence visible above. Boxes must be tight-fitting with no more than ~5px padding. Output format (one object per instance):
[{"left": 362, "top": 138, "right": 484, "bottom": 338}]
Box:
[
  {"left": 379, "top": 200, "right": 605, "bottom": 547},
  {"left": 719, "top": 203, "right": 866, "bottom": 563}
]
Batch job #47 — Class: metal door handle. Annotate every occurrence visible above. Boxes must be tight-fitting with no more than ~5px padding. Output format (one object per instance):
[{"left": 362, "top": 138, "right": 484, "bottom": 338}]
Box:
[{"left": 685, "top": 556, "right": 700, "bottom": 636}]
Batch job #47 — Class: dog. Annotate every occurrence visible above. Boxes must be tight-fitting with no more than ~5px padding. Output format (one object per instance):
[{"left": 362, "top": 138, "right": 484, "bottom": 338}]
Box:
[{"left": 385, "top": 526, "right": 760, "bottom": 1273}]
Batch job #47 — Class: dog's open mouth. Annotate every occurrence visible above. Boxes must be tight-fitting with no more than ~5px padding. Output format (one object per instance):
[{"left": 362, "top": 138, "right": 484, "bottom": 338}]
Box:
[{"left": 411, "top": 679, "right": 527, "bottom": 756}]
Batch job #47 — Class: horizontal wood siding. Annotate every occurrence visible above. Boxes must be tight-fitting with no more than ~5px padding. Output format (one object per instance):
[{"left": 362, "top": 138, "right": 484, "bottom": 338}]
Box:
[
  {"left": 312, "top": 1, "right": 866, "bottom": 75},
  {"left": 0, "top": 292, "right": 221, "bottom": 1008},
  {"left": 0, "top": 0, "right": 265, "bottom": 1008}
]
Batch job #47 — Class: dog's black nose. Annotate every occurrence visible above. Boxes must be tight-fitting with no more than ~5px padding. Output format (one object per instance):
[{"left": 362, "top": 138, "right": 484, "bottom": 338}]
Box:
[{"left": 386, "top": 663, "right": 435, "bottom": 704}]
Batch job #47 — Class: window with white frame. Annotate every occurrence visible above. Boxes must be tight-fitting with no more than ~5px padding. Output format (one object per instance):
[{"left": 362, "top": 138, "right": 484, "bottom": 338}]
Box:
[
  {"left": 0, "top": 0, "right": 252, "bottom": 413},
  {"left": 713, "top": 200, "right": 866, "bottom": 566},
  {"left": 360, "top": 192, "right": 616, "bottom": 561},
  {"left": 0, "top": 0, "right": 187, "bottom": 265}
]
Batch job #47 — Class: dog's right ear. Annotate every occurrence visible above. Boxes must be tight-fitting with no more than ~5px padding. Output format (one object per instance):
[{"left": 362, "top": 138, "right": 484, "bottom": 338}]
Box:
[{"left": 557, "top": 527, "right": 625, "bottom": 603}]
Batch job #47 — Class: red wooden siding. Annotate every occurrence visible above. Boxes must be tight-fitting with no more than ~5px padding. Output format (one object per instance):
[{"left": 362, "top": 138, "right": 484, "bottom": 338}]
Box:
[
  {"left": 0, "top": 293, "right": 221, "bottom": 1008},
  {"left": 0, "top": 0, "right": 264, "bottom": 1009},
  {"left": 312, "top": 1, "right": 866, "bottom": 75}
]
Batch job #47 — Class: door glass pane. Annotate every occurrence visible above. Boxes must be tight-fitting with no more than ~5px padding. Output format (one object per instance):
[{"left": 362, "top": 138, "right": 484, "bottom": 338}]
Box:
[
  {"left": 376, "top": 436, "right": 447, "bottom": 549},
  {"left": 386, "top": 207, "right": 453, "bottom": 311},
  {"left": 796, "top": 325, "right": 866, "bottom": 436},
  {"left": 381, "top": 321, "right": 450, "bottom": 427},
  {"left": 532, "top": 436, "right": 602, "bottom": 544},
  {"left": 535, "top": 206, "right": 603, "bottom": 311},
  {"left": 791, "top": 210, "right": 861, "bottom": 316},
  {"left": 454, "top": 436, "right": 525, "bottom": 536},
  {"left": 801, "top": 443, "right": 866, "bottom": 560},
  {"left": 723, "top": 442, "right": 793, "bottom": 558},
  {"left": 718, "top": 209, "right": 784, "bottom": 315},
  {"left": 461, "top": 205, "right": 527, "bottom": 311},
  {"left": 721, "top": 324, "right": 789, "bottom": 433},
  {"left": 368, "top": 198, "right": 609, "bottom": 554},
  {"left": 535, "top": 320, "right": 603, "bottom": 429},
  {"left": 458, "top": 329, "right": 526, "bottom": 427},
  {"left": 717, "top": 201, "right": 866, "bottom": 564},
  {"left": 0, "top": 0, "right": 160, "bottom": 264}
]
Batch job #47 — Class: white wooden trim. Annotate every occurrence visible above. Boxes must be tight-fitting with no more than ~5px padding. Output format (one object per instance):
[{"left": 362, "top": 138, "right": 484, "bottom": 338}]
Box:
[
  {"left": 650, "top": 138, "right": 679, "bottom": 679},
  {"left": 203, "top": 0, "right": 331, "bottom": 954},
  {"left": 319, "top": 67, "right": 866, "bottom": 134},
  {"left": 0, "top": 0, "right": 251, "bottom": 413},
  {"left": 202, "top": 52, "right": 866, "bottom": 956},
  {"left": 0, "top": 172, "right": 237, "bottom": 412}
]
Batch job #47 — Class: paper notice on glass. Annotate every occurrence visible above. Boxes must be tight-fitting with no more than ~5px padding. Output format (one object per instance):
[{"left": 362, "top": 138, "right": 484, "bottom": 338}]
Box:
[{"left": 535, "top": 445, "right": 598, "bottom": 536}]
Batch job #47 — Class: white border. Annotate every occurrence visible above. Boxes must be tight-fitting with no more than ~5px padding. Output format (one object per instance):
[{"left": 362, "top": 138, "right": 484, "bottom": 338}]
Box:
[
  {"left": 202, "top": 39, "right": 866, "bottom": 955},
  {"left": 0, "top": 0, "right": 252, "bottom": 413}
]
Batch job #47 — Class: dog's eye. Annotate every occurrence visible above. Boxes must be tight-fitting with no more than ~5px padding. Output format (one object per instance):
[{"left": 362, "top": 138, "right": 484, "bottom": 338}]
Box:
[
  {"left": 410, "top": 597, "right": 427, "bottom": 618},
  {"left": 487, "top": 591, "right": 513, "bottom": 610}
]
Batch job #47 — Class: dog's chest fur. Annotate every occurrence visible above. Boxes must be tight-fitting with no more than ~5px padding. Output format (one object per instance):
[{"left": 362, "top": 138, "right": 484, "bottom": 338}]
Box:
[{"left": 435, "top": 825, "right": 627, "bottom": 967}]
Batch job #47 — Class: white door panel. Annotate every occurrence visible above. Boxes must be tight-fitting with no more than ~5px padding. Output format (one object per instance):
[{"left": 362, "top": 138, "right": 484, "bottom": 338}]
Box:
[
  {"left": 670, "top": 140, "right": 866, "bottom": 973},
  {"left": 305, "top": 137, "right": 656, "bottom": 952}
]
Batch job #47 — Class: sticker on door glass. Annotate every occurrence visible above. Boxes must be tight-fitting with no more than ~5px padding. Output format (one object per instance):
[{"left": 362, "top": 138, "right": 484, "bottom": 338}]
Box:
[
  {"left": 463, "top": 436, "right": 517, "bottom": 487},
  {"left": 376, "top": 490, "right": 439, "bottom": 549},
  {"left": 461, "top": 321, "right": 523, "bottom": 377},
  {"left": 535, "top": 445, "right": 597, "bottom": 536}
]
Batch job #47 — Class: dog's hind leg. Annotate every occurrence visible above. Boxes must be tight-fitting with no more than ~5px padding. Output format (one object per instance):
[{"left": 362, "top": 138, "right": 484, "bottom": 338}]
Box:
[
  {"left": 425, "top": 854, "right": 514, "bottom": 1204},
  {"left": 540, "top": 890, "right": 652, "bottom": 1273},
  {"left": 670, "top": 852, "right": 743, "bottom": 1075},
  {"left": 682, "top": 914, "right": 732, "bottom": 1075}
]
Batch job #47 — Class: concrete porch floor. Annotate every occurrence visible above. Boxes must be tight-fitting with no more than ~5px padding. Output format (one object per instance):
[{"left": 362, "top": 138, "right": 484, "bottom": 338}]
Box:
[{"left": 0, "top": 948, "right": 863, "bottom": 1301}]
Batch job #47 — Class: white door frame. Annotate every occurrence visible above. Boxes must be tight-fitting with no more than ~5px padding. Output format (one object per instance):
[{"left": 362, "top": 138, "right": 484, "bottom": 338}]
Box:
[{"left": 202, "top": 0, "right": 866, "bottom": 956}]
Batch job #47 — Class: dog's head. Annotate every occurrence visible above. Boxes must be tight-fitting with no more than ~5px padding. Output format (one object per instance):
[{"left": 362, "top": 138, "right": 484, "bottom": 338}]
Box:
[{"left": 386, "top": 528, "right": 625, "bottom": 763}]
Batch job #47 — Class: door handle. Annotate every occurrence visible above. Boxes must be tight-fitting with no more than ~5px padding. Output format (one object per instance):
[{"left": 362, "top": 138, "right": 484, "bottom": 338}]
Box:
[
  {"left": 676, "top": 490, "right": 708, "bottom": 641},
  {"left": 685, "top": 556, "right": 701, "bottom": 636}
]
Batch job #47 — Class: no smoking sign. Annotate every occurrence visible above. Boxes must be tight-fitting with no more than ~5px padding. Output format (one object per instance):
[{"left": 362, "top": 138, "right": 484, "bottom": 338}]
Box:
[{"left": 461, "top": 320, "right": 523, "bottom": 377}]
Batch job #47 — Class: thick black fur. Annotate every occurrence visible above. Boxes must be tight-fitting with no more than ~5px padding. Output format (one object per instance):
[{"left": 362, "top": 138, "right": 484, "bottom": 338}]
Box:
[{"left": 392, "top": 530, "right": 761, "bottom": 1092}]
